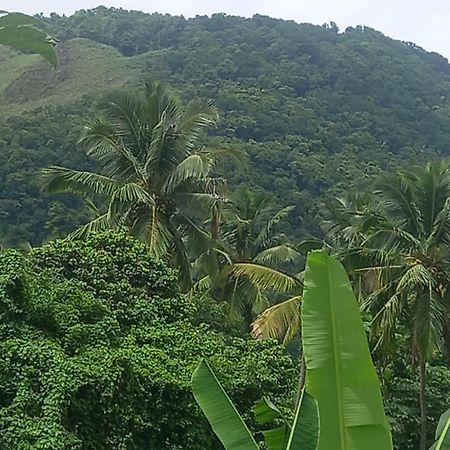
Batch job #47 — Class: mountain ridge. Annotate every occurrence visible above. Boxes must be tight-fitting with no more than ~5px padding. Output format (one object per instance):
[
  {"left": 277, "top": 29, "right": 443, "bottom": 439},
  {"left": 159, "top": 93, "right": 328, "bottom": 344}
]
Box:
[{"left": 1, "top": 7, "right": 449, "bottom": 244}]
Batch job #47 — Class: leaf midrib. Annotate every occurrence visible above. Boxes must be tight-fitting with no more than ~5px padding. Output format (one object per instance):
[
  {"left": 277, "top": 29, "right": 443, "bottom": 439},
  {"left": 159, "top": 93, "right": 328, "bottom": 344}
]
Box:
[
  {"left": 435, "top": 412, "right": 450, "bottom": 449},
  {"left": 327, "top": 259, "right": 347, "bottom": 449}
]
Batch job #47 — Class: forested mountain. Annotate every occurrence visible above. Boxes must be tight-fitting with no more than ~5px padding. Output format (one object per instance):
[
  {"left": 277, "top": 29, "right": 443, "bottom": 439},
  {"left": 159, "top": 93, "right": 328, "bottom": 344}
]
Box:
[
  {"left": 1, "top": 6, "right": 450, "bottom": 245},
  {"left": 3, "top": 9, "right": 450, "bottom": 450}
]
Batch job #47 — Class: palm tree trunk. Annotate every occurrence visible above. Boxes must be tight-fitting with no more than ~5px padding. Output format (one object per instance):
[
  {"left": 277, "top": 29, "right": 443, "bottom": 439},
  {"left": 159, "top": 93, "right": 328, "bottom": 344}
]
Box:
[
  {"left": 444, "top": 320, "right": 450, "bottom": 367},
  {"left": 419, "top": 353, "right": 427, "bottom": 450}
]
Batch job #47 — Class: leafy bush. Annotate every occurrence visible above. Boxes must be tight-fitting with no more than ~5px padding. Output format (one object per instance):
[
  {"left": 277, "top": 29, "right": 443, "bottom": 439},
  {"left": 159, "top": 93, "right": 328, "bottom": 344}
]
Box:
[{"left": 0, "top": 230, "right": 295, "bottom": 449}]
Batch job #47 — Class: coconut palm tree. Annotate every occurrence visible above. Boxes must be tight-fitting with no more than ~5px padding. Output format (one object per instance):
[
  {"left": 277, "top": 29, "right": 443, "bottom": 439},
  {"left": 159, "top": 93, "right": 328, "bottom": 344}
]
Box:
[
  {"left": 42, "top": 81, "right": 229, "bottom": 290},
  {"left": 326, "top": 163, "right": 450, "bottom": 450},
  {"left": 192, "top": 188, "right": 303, "bottom": 334}
]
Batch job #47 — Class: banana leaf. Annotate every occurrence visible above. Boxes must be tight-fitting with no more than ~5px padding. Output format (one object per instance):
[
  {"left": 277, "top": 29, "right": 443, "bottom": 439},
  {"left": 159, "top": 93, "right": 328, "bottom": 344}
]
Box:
[
  {"left": 430, "top": 408, "right": 450, "bottom": 450},
  {"left": 191, "top": 359, "right": 259, "bottom": 450},
  {"left": 0, "top": 11, "right": 57, "bottom": 66},
  {"left": 285, "top": 390, "right": 319, "bottom": 450},
  {"left": 253, "top": 397, "right": 289, "bottom": 450},
  {"left": 301, "top": 250, "right": 392, "bottom": 450}
]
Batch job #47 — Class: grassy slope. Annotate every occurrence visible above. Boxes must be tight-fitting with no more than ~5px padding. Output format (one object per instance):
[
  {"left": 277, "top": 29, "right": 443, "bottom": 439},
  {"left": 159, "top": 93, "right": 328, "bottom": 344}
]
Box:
[{"left": 0, "top": 38, "right": 141, "bottom": 115}]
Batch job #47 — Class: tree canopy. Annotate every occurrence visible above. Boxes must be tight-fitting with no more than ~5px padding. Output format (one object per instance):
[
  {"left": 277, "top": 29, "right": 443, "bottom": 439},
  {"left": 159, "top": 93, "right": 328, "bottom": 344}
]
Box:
[
  {"left": 1, "top": 7, "right": 450, "bottom": 245},
  {"left": 0, "top": 230, "right": 294, "bottom": 449}
]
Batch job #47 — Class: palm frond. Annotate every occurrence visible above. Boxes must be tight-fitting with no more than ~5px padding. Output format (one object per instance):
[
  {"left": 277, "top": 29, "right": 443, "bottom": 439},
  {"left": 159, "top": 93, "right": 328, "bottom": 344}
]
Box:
[
  {"left": 80, "top": 118, "right": 144, "bottom": 181},
  {"left": 413, "top": 288, "right": 447, "bottom": 357},
  {"left": 68, "top": 213, "right": 112, "bottom": 240},
  {"left": 231, "top": 263, "right": 301, "bottom": 293},
  {"left": 147, "top": 207, "right": 171, "bottom": 258},
  {"left": 176, "top": 192, "right": 225, "bottom": 221},
  {"left": 251, "top": 296, "right": 301, "bottom": 344},
  {"left": 162, "top": 154, "right": 213, "bottom": 193},
  {"left": 109, "top": 182, "right": 154, "bottom": 206},
  {"left": 41, "top": 166, "right": 119, "bottom": 197},
  {"left": 376, "top": 173, "right": 423, "bottom": 236},
  {"left": 127, "top": 205, "right": 172, "bottom": 257},
  {"left": 255, "top": 205, "right": 295, "bottom": 249},
  {"left": 428, "top": 197, "right": 450, "bottom": 245},
  {"left": 396, "top": 263, "right": 435, "bottom": 293},
  {"left": 176, "top": 99, "right": 219, "bottom": 151},
  {"left": 372, "top": 292, "right": 404, "bottom": 352},
  {"left": 168, "top": 221, "right": 192, "bottom": 291},
  {"left": 102, "top": 92, "right": 145, "bottom": 158},
  {"left": 254, "top": 244, "right": 302, "bottom": 265}
]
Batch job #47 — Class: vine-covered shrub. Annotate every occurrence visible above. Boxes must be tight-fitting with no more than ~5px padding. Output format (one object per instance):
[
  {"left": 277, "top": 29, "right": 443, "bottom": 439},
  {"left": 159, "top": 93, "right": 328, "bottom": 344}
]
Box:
[{"left": 0, "top": 230, "right": 295, "bottom": 449}]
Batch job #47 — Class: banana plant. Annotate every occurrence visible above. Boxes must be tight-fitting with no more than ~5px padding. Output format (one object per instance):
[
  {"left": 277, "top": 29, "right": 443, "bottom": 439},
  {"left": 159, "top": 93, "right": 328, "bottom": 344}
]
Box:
[
  {"left": 0, "top": 11, "right": 57, "bottom": 66},
  {"left": 430, "top": 408, "right": 450, "bottom": 450},
  {"left": 192, "top": 251, "right": 393, "bottom": 450},
  {"left": 302, "top": 251, "right": 393, "bottom": 450},
  {"left": 191, "top": 359, "right": 319, "bottom": 450}
]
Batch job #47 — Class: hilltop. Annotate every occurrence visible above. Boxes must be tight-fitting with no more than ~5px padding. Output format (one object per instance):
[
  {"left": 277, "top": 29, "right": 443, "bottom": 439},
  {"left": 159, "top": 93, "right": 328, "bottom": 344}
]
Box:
[{"left": 1, "top": 7, "right": 450, "bottom": 244}]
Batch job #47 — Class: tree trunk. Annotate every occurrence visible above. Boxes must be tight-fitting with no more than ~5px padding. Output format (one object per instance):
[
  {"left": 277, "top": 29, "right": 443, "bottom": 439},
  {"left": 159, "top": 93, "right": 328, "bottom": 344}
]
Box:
[
  {"left": 443, "top": 320, "right": 450, "bottom": 367},
  {"left": 419, "top": 353, "right": 427, "bottom": 450}
]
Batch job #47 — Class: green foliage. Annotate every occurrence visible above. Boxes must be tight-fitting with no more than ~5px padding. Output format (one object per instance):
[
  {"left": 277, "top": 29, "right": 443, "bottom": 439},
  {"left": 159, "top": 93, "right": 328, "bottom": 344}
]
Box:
[
  {"left": 1, "top": 7, "right": 449, "bottom": 245},
  {"left": 383, "top": 363, "right": 450, "bottom": 450},
  {"left": 0, "top": 230, "right": 295, "bottom": 449},
  {"left": 191, "top": 359, "right": 318, "bottom": 450},
  {"left": 430, "top": 407, "right": 450, "bottom": 450},
  {"left": 192, "top": 188, "right": 302, "bottom": 331},
  {"left": 192, "top": 360, "right": 260, "bottom": 450},
  {"left": 0, "top": 11, "right": 57, "bottom": 66},
  {"left": 41, "top": 81, "right": 226, "bottom": 290},
  {"left": 325, "top": 163, "right": 450, "bottom": 449},
  {"left": 302, "top": 251, "right": 392, "bottom": 450}
]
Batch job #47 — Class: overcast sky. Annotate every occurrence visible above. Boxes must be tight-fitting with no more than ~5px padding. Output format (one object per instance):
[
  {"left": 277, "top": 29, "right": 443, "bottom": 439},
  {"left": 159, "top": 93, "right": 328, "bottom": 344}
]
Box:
[{"left": 3, "top": 0, "right": 450, "bottom": 60}]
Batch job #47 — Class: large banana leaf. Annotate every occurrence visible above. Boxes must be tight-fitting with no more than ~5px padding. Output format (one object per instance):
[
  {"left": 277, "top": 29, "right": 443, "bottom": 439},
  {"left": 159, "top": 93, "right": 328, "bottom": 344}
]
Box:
[
  {"left": 0, "top": 11, "right": 57, "bottom": 66},
  {"left": 285, "top": 390, "right": 319, "bottom": 450},
  {"left": 430, "top": 408, "right": 450, "bottom": 450},
  {"left": 191, "top": 359, "right": 260, "bottom": 450},
  {"left": 253, "top": 397, "right": 289, "bottom": 450},
  {"left": 302, "top": 251, "right": 392, "bottom": 450}
]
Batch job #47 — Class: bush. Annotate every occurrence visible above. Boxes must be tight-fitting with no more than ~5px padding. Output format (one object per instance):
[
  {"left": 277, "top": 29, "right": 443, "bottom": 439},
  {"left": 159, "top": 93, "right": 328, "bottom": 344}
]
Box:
[{"left": 0, "top": 231, "right": 295, "bottom": 449}]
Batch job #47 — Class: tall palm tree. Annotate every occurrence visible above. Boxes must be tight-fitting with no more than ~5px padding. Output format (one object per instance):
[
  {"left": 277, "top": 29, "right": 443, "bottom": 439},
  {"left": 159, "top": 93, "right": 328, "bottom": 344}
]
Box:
[
  {"left": 192, "top": 188, "right": 303, "bottom": 334},
  {"left": 42, "top": 81, "right": 228, "bottom": 289},
  {"left": 326, "top": 163, "right": 450, "bottom": 450}
]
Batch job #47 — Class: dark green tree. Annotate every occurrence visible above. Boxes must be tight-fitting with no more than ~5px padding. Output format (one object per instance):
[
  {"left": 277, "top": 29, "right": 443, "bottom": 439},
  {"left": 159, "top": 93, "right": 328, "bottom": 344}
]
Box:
[
  {"left": 326, "top": 163, "right": 450, "bottom": 450},
  {"left": 41, "top": 81, "right": 229, "bottom": 289},
  {"left": 192, "top": 188, "right": 302, "bottom": 332},
  {"left": 0, "top": 230, "right": 295, "bottom": 449}
]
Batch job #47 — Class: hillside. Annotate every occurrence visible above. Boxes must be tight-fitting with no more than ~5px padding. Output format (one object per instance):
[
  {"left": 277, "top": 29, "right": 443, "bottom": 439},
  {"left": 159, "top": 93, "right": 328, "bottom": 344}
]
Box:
[
  {"left": 1, "top": 7, "right": 450, "bottom": 245},
  {"left": 0, "top": 39, "right": 140, "bottom": 115}
]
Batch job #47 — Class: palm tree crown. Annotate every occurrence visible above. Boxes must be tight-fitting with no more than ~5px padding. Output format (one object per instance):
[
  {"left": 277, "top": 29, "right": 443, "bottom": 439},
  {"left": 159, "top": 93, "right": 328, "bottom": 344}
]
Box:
[
  {"left": 42, "top": 81, "right": 227, "bottom": 289},
  {"left": 326, "top": 163, "right": 450, "bottom": 450},
  {"left": 191, "top": 188, "right": 302, "bottom": 335}
]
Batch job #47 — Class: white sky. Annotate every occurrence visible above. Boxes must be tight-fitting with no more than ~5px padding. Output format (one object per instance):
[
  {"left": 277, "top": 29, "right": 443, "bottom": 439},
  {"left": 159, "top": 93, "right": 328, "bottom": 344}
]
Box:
[{"left": 2, "top": 0, "right": 450, "bottom": 59}]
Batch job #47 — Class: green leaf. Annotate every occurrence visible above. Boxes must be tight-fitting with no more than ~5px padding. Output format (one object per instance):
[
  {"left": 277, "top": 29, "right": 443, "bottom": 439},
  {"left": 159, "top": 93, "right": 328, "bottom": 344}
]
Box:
[
  {"left": 253, "top": 397, "right": 284, "bottom": 425},
  {"left": 231, "top": 263, "right": 301, "bottom": 293},
  {"left": 251, "top": 296, "right": 301, "bottom": 344},
  {"left": 285, "top": 390, "right": 319, "bottom": 450},
  {"left": 254, "top": 244, "right": 302, "bottom": 265},
  {"left": 41, "top": 166, "right": 119, "bottom": 197},
  {"left": 191, "top": 359, "right": 260, "bottom": 450},
  {"left": 0, "top": 12, "right": 57, "bottom": 66},
  {"left": 302, "top": 250, "right": 393, "bottom": 450},
  {"left": 262, "top": 427, "right": 290, "bottom": 450},
  {"left": 430, "top": 408, "right": 450, "bottom": 450},
  {"left": 162, "top": 153, "right": 213, "bottom": 193},
  {"left": 253, "top": 397, "right": 289, "bottom": 450}
]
